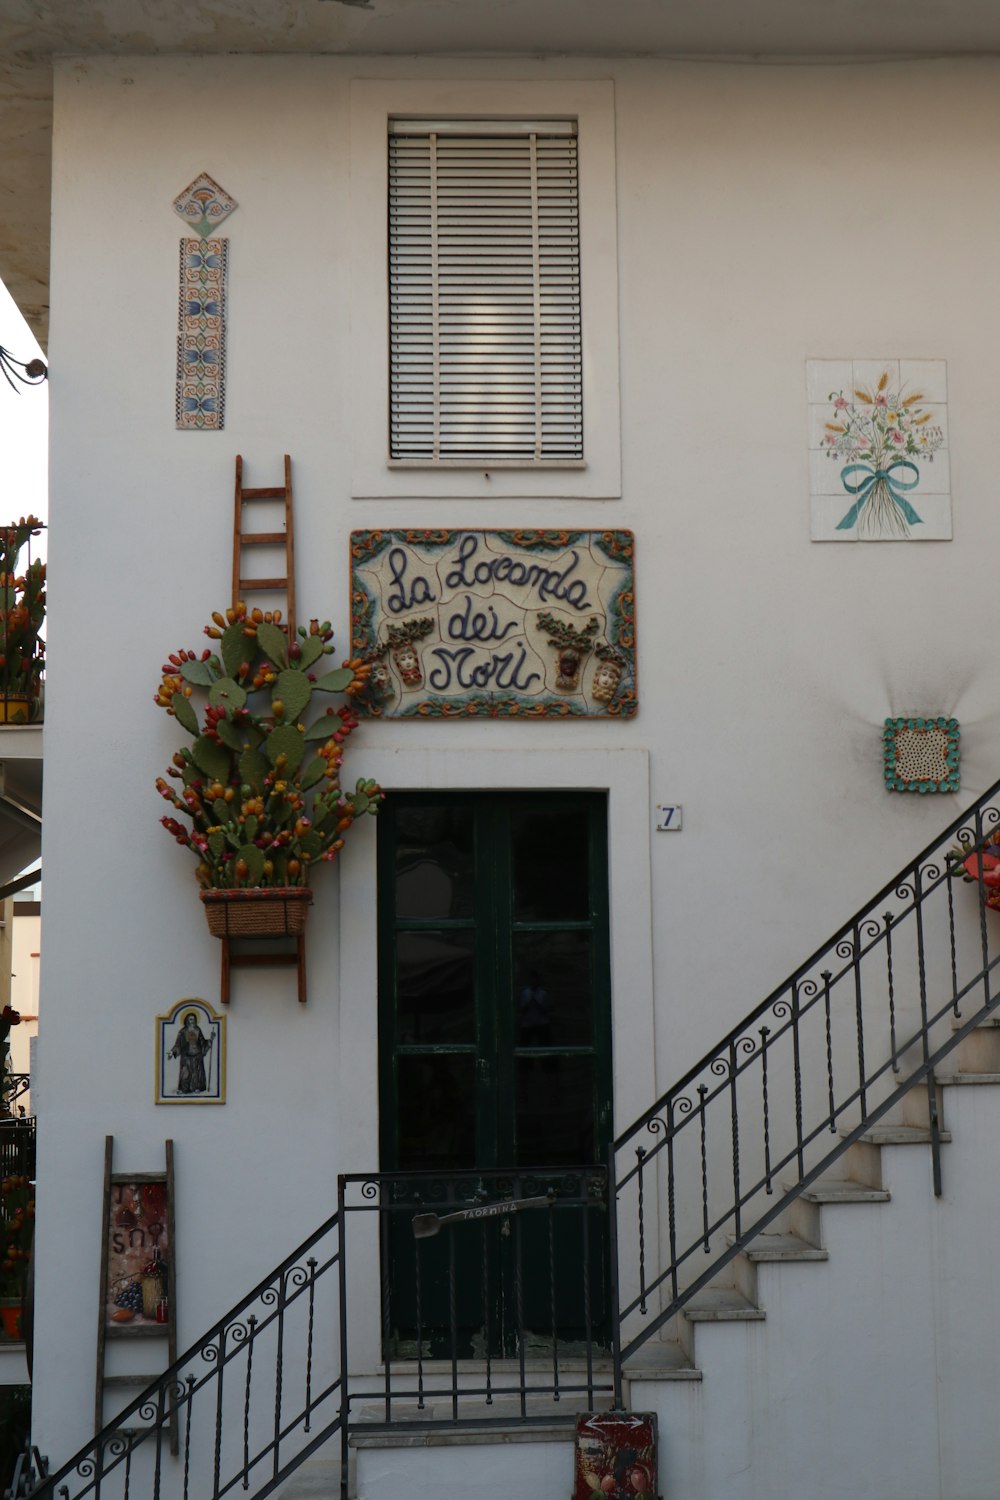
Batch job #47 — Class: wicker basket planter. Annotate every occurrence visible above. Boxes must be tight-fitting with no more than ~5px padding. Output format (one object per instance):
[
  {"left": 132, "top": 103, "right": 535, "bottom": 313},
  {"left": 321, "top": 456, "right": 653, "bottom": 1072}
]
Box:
[{"left": 199, "top": 887, "right": 313, "bottom": 938}]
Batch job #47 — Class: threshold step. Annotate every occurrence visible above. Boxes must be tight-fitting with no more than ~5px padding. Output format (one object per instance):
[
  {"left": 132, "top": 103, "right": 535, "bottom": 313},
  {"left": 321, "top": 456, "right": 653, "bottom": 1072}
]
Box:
[
  {"left": 936, "top": 1071, "right": 1000, "bottom": 1086},
  {"left": 740, "top": 1232, "right": 827, "bottom": 1264},
  {"left": 791, "top": 1181, "right": 890, "bottom": 1205},
  {"left": 853, "top": 1125, "right": 952, "bottom": 1147},
  {"left": 683, "top": 1290, "right": 765, "bottom": 1322},
  {"left": 350, "top": 1421, "right": 576, "bottom": 1449}
]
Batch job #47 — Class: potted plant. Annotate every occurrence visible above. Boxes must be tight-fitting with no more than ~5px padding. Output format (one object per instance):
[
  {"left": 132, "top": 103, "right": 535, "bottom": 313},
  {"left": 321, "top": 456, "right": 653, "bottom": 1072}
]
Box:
[
  {"left": 0, "top": 517, "right": 44, "bottom": 725},
  {"left": 949, "top": 830, "right": 1000, "bottom": 914},
  {"left": 155, "top": 603, "right": 382, "bottom": 936},
  {"left": 0, "top": 1176, "right": 33, "bottom": 1339}
]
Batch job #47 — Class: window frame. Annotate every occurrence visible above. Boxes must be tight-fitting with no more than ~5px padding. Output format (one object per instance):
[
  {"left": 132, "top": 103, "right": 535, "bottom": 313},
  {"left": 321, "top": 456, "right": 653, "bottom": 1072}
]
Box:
[{"left": 349, "top": 79, "right": 622, "bottom": 500}]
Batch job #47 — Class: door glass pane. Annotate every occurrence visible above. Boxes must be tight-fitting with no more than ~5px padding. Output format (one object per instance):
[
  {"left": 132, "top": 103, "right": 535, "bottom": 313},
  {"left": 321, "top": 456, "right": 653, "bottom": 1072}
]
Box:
[
  {"left": 511, "top": 805, "right": 590, "bottom": 921},
  {"left": 513, "top": 931, "right": 593, "bottom": 1047},
  {"left": 395, "top": 804, "right": 475, "bottom": 919},
  {"left": 397, "top": 1055, "right": 477, "bottom": 1170},
  {"left": 396, "top": 931, "right": 476, "bottom": 1044},
  {"left": 516, "top": 1055, "right": 595, "bottom": 1166}
]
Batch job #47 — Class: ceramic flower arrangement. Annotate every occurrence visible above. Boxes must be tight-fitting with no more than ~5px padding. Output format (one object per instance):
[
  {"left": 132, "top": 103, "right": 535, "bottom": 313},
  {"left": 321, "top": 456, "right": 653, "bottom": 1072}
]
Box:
[
  {"left": 948, "top": 829, "right": 1000, "bottom": 914},
  {"left": 155, "top": 603, "right": 382, "bottom": 894},
  {"left": 0, "top": 516, "right": 45, "bottom": 723},
  {"left": 822, "top": 371, "right": 943, "bottom": 538}
]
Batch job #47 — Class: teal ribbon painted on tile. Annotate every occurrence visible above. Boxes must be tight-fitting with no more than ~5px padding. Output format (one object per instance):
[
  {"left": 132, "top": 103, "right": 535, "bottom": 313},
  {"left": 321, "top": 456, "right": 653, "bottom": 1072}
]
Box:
[{"left": 836, "top": 459, "right": 922, "bottom": 531}]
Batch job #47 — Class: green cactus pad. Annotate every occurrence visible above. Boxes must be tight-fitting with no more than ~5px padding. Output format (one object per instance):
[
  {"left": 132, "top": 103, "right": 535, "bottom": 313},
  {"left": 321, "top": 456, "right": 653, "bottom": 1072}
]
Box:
[
  {"left": 256, "top": 622, "right": 289, "bottom": 669},
  {"left": 312, "top": 667, "right": 355, "bottom": 694},
  {"left": 299, "top": 831, "right": 323, "bottom": 859},
  {"left": 274, "top": 668, "right": 312, "bottom": 722},
  {"left": 171, "top": 694, "right": 199, "bottom": 736},
  {"left": 265, "top": 724, "right": 305, "bottom": 773},
  {"left": 297, "top": 636, "right": 326, "bottom": 670},
  {"left": 299, "top": 757, "right": 327, "bottom": 791},
  {"left": 304, "top": 714, "right": 338, "bottom": 743},
  {"left": 235, "top": 844, "right": 266, "bottom": 883},
  {"left": 221, "top": 621, "right": 257, "bottom": 679},
  {"left": 191, "top": 735, "right": 232, "bottom": 782},
  {"left": 239, "top": 746, "right": 268, "bottom": 793},
  {"left": 243, "top": 815, "right": 258, "bottom": 843},
  {"left": 209, "top": 676, "right": 248, "bottom": 712},
  {"left": 216, "top": 718, "right": 244, "bottom": 752},
  {"left": 179, "top": 658, "right": 217, "bottom": 687},
  {"left": 350, "top": 791, "right": 371, "bottom": 816},
  {"left": 212, "top": 798, "right": 228, "bottom": 820},
  {"left": 208, "top": 831, "right": 226, "bottom": 860}
]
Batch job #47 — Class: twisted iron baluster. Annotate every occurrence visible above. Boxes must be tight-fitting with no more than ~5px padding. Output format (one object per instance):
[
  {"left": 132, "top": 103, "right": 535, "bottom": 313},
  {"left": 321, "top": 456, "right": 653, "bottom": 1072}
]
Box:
[
  {"left": 698, "top": 1084, "right": 710, "bottom": 1251},
  {"left": 665, "top": 1103, "right": 679, "bottom": 1295},
  {"left": 946, "top": 865, "right": 960, "bottom": 1018},
  {"left": 213, "top": 1328, "right": 226, "bottom": 1497},
  {"left": 582, "top": 1198, "right": 594, "bottom": 1405},
  {"left": 305, "top": 1256, "right": 317, "bottom": 1432},
  {"left": 635, "top": 1146, "right": 647, "bottom": 1314},
  {"left": 122, "top": 1436, "right": 132, "bottom": 1500},
  {"left": 182, "top": 1376, "right": 195, "bottom": 1500},
  {"left": 851, "top": 924, "right": 867, "bottom": 1121},
  {"left": 822, "top": 970, "right": 835, "bottom": 1127},
  {"left": 885, "top": 913, "right": 899, "bottom": 1073},
  {"left": 728, "top": 1040, "right": 741, "bottom": 1241},
  {"left": 481, "top": 1216, "right": 493, "bottom": 1406},
  {"left": 242, "top": 1315, "right": 256, "bottom": 1490},
  {"left": 791, "top": 984, "right": 804, "bottom": 1178},
  {"left": 414, "top": 1226, "right": 425, "bottom": 1410},
  {"left": 273, "top": 1272, "right": 286, "bottom": 1477},
  {"left": 760, "top": 1028, "right": 772, "bottom": 1192}
]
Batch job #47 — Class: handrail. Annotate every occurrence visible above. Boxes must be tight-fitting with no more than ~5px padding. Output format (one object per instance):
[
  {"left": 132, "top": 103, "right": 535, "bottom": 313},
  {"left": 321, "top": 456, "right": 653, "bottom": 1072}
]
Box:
[
  {"left": 616, "top": 770, "right": 1000, "bottom": 1152},
  {"left": 611, "top": 777, "right": 1000, "bottom": 1366}
]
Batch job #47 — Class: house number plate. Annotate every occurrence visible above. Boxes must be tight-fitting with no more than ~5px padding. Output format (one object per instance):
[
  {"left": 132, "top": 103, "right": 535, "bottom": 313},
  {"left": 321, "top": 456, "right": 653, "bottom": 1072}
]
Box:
[{"left": 350, "top": 529, "right": 637, "bottom": 719}]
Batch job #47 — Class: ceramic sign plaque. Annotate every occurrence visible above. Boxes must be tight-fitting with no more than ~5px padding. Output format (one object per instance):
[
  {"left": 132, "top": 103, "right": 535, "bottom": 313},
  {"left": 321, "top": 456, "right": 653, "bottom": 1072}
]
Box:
[{"left": 350, "top": 529, "right": 637, "bottom": 718}]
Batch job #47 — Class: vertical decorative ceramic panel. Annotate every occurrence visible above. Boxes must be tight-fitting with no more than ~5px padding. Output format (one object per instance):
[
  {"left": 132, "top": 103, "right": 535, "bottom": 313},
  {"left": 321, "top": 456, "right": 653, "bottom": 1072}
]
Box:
[
  {"left": 173, "top": 175, "right": 237, "bottom": 431},
  {"left": 807, "top": 360, "right": 950, "bottom": 540}
]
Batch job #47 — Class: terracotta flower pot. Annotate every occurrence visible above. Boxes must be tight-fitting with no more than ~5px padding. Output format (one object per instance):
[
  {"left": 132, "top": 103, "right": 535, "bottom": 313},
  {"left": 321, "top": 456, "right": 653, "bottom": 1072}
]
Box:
[{"left": 200, "top": 887, "right": 313, "bottom": 938}]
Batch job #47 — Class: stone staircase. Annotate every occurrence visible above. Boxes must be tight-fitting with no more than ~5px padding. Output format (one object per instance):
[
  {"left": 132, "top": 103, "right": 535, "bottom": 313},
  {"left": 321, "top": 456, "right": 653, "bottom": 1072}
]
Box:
[{"left": 349, "top": 1008, "right": 1000, "bottom": 1499}]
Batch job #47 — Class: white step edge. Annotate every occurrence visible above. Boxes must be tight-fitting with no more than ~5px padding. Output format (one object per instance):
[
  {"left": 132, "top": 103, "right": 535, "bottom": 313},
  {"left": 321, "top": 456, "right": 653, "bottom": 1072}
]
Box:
[
  {"left": 738, "top": 1232, "right": 828, "bottom": 1263},
  {"left": 683, "top": 1290, "right": 765, "bottom": 1322},
  {"left": 850, "top": 1124, "right": 952, "bottom": 1146},
  {"left": 936, "top": 1071, "right": 1000, "bottom": 1085},
  {"left": 790, "top": 1182, "right": 891, "bottom": 1205}
]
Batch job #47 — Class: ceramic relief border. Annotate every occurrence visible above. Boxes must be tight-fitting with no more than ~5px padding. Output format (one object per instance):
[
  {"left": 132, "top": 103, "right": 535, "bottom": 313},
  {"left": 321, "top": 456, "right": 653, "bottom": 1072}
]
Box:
[
  {"left": 808, "top": 360, "right": 950, "bottom": 541},
  {"left": 883, "top": 717, "right": 959, "bottom": 793},
  {"left": 350, "top": 529, "right": 637, "bottom": 718},
  {"left": 173, "top": 175, "right": 236, "bottom": 431}
]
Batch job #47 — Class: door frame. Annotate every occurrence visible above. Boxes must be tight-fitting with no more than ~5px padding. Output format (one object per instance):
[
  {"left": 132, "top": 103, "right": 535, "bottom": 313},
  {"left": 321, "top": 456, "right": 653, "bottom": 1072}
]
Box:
[{"left": 337, "top": 748, "right": 655, "bottom": 1374}]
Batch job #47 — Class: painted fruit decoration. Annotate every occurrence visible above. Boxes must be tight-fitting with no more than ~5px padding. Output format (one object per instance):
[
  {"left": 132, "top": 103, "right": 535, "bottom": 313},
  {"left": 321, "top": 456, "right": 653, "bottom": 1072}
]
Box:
[{"left": 536, "top": 612, "right": 600, "bottom": 693}]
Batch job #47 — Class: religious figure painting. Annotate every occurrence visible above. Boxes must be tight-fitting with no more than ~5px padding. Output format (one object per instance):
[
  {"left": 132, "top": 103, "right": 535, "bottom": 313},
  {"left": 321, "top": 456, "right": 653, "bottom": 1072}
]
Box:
[{"left": 156, "top": 998, "right": 225, "bottom": 1104}]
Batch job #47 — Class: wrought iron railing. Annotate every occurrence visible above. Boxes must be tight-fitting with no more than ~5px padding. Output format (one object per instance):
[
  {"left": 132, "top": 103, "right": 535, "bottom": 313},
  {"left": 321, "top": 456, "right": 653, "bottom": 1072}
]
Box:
[
  {"left": 18, "top": 779, "right": 1000, "bottom": 1500},
  {"left": 610, "top": 774, "right": 1000, "bottom": 1364},
  {"left": 1, "top": 1076, "right": 31, "bottom": 1119},
  {"left": 0, "top": 1115, "right": 34, "bottom": 1181},
  {"left": 12, "top": 1169, "right": 609, "bottom": 1500}
]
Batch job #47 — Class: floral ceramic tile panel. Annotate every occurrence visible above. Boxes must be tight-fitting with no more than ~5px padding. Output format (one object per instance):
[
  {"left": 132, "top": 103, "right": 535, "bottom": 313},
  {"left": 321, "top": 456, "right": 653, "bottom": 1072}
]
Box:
[
  {"left": 807, "top": 360, "right": 951, "bottom": 541},
  {"left": 350, "top": 529, "right": 637, "bottom": 718},
  {"left": 176, "top": 237, "right": 227, "bottom": 430}
]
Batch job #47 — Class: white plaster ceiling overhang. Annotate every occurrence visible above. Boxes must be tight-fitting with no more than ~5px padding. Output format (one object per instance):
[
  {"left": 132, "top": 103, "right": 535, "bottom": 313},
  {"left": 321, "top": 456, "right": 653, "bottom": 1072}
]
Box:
[{"left": 3, "top": 0, "right": 1000, "bottom": 345}]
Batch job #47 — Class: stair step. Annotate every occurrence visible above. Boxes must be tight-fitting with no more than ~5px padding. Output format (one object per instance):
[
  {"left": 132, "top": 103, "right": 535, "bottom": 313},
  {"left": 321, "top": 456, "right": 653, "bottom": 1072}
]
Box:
[
  {"left": 739, "top": 1232, "right": 828, "bottom": 1264},
  {"left": 852, "top": 1124, "right": 952, "bottom": 1146},
  {"left": 952, "top": 1011, "right": 1000, "bottom": 1029},
  {"left": 936, "top": 1071, "right": 1000, "bottom": 1086},
  {"left": 791, "top": 1181, "right": 891, "bottom": 1205},
  {"left": 620, "top": 1340, "right": 701, "bottom": 1381},
  {"left": 683, "top": 1290, "right": 765, "bottom": 1322}
]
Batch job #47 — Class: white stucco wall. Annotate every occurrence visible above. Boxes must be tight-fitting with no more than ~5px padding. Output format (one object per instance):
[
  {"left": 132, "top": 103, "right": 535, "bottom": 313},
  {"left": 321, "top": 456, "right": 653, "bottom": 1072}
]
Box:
[{"left": 34, "top": 51, "right": 1000, "bottom": 1466}]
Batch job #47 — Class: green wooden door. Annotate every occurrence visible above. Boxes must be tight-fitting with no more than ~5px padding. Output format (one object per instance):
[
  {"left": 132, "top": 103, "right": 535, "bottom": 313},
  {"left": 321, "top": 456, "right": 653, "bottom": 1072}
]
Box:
[{"left": 378, "top": 791, "right": 613, "bottom": 1358}]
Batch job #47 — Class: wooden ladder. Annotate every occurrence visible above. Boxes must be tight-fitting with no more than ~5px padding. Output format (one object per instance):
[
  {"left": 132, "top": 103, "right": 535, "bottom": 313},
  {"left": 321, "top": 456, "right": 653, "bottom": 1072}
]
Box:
[
  {"left": 232, "top": 454, "right": 296, "bottom": 636},
  {"left": 222, "top": 454, "right": 306, "bottom": 1004}
]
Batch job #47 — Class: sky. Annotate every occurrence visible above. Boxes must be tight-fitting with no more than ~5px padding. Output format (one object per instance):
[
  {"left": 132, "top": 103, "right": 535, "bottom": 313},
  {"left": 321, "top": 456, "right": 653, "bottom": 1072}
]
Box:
[{"left": 0, "top": 278, "right": 48, "bottom": 539}]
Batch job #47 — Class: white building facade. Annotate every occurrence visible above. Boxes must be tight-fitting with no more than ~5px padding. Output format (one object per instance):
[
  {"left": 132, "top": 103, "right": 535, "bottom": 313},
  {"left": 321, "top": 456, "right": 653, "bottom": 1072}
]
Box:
[{"left": 7, "top": 8, "right": 1000, "bottom": 1496}]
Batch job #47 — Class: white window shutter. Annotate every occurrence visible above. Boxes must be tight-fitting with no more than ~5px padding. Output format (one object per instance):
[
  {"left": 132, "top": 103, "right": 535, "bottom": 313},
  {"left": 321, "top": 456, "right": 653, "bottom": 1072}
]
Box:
[{"left": 389, "top": 122, "right": 583, "bottom": 464}]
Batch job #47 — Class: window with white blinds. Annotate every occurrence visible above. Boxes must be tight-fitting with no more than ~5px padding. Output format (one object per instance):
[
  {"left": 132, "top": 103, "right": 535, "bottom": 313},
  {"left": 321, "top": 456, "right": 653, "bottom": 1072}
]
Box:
[{"left": 388, "top": 119, "right": 583, "bottom": 465}]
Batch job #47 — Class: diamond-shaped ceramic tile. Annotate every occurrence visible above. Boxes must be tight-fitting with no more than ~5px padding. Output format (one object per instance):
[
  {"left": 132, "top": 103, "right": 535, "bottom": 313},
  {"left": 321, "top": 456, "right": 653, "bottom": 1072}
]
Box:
[{"left": 173, "top": 173, "right": 237, "bottom": 238}]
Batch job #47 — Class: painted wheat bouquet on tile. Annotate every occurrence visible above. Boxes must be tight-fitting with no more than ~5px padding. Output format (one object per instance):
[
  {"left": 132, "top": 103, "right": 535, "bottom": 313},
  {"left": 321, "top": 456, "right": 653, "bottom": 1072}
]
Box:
[
  {"left": 822, "top": 370, "right": 943, "bottom": 538},
  {"left": 155, "top": 603, "right": 382, "bottom": 890}
]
